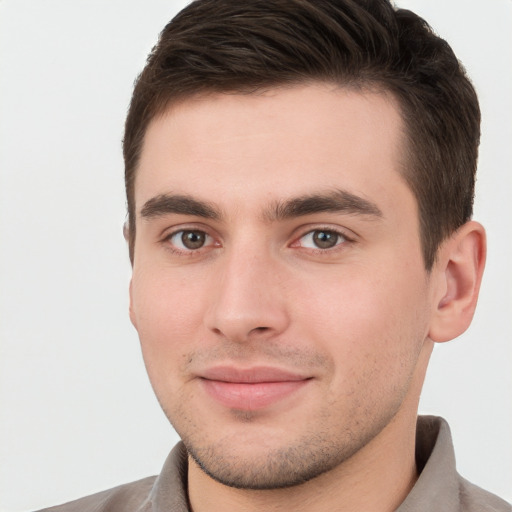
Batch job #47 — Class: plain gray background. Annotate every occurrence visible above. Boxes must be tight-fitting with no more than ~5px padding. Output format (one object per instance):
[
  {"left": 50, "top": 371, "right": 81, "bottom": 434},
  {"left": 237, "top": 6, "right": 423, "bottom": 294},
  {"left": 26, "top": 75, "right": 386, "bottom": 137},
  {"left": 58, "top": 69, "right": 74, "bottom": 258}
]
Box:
[{"left": 0, "top": 1, "right": 511, "bottom": 510}]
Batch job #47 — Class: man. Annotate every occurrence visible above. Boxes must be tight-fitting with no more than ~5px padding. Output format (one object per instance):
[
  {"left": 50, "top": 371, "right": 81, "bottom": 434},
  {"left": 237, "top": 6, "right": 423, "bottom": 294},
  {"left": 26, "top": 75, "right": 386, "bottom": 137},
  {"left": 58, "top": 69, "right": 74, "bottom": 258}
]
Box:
[{"left": 38, "top": 0, "right": 509, "bottom": 510}]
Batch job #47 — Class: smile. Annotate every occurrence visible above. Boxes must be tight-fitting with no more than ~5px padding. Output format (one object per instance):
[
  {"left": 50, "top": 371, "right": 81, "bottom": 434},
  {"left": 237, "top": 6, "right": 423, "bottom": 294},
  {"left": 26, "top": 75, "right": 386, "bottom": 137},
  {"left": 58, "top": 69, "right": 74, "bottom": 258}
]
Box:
[{"left": 198, "top": 366, "right": 312, "bottom": 411}]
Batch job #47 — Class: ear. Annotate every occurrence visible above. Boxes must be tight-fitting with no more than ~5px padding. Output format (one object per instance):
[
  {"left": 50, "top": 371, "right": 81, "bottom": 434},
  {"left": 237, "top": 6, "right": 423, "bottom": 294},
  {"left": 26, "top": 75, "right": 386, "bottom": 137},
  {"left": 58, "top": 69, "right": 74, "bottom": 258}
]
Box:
[
  {"left": 128, "top": 279, "right": 138, "bottom": 330},
  {"left": 428, "top": 221, "right": 486, "bottom": 343}
]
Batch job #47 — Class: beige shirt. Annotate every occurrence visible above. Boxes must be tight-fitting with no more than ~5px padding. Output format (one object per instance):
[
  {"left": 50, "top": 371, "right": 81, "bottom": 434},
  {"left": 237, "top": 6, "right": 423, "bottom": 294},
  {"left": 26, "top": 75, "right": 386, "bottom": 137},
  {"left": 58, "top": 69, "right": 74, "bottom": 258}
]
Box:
[{"left": 39, "top": 416, "right": 510, "bottom": 511}]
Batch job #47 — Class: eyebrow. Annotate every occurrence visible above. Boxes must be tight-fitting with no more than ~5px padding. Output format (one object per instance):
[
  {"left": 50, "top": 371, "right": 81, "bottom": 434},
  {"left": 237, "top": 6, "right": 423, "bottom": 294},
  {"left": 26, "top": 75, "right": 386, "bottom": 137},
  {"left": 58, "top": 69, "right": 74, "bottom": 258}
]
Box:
[
  {"left": 139, "top": 189, "right": 383, "bottom": 223},
  {"left": 265, "top": 189, "right": 383, "bottom": 221},
  {"left": 140, "top": 194, "right": 221, "bottom": 220}
]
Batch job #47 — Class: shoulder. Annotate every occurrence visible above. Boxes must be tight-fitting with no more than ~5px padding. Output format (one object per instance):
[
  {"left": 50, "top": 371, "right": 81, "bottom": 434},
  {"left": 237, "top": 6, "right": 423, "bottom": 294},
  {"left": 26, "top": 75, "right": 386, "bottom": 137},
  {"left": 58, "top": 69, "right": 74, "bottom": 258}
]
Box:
[
  {"left": 36, "top": 476, "right": 157, "bottom": 512},
  {"left": 399, "top": 416, "right": 510, "bottom": 512},
  {"left": 458, "top": 477, "right": 511, "bottom": 512},
  {"left": 35, "top": 442, "right": 190, "bottom": 512}
]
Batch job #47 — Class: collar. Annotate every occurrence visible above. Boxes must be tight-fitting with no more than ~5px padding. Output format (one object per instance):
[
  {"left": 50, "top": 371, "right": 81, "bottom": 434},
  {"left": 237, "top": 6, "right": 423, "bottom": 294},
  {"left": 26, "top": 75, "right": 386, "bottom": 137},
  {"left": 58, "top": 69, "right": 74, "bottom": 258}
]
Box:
[
  {"left": 146, "top": 416, "right": 502, "bottom": 512},
  {"left": 396, "top": 415, "right": 459, "bottom": 511}
]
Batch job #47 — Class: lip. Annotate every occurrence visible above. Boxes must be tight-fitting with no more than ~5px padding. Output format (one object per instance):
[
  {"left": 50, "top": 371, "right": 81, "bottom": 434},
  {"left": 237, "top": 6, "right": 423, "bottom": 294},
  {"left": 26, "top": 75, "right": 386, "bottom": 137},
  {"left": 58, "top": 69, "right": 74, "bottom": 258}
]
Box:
[{"left": 198, "top": 366, "right": 312, "bottom": 411}]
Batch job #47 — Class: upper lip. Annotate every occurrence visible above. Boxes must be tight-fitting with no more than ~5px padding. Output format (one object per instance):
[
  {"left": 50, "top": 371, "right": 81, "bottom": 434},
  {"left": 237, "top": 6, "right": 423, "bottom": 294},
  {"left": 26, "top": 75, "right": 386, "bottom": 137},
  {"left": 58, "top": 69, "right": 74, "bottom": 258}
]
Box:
[{"left": 199, "top": 366, "right": 310, "bottom": 383}]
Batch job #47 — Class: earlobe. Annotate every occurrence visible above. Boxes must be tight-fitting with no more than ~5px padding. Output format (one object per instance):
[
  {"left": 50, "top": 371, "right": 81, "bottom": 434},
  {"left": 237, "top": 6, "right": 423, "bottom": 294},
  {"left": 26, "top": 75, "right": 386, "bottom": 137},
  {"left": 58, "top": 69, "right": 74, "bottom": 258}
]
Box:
[{"left": 428, "top": 221, "right": 486, "bottom": 343}]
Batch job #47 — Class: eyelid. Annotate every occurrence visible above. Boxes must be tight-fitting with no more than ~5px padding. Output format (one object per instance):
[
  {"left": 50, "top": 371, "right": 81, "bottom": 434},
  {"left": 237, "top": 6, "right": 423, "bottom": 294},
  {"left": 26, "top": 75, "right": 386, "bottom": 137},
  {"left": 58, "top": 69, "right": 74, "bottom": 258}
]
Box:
[{"left": 159, "top": 220, "right": 216, "bottom": 239}]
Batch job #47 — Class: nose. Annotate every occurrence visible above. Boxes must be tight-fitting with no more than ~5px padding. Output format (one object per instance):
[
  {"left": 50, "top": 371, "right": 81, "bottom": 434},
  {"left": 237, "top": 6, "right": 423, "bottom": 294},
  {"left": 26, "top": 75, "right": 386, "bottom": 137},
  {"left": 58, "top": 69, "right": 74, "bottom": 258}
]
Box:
[{"left": 204, "top": 247, "right": 290, "bottom": 343}]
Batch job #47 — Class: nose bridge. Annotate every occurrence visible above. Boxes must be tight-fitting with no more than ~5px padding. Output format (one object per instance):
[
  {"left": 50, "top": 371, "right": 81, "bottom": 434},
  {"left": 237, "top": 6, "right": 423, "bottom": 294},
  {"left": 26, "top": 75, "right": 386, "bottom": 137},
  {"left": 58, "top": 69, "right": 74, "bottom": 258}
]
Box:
[{"left": 205, "top": 239, "right": 289, "bottom": 342}]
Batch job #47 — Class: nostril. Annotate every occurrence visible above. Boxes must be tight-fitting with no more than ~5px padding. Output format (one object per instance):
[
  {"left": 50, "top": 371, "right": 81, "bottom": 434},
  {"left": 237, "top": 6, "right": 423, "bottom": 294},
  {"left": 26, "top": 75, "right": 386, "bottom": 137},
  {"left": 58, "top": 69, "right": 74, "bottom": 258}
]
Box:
[{"left": 252, "top": 326, "right": 270, "bottom": 333}]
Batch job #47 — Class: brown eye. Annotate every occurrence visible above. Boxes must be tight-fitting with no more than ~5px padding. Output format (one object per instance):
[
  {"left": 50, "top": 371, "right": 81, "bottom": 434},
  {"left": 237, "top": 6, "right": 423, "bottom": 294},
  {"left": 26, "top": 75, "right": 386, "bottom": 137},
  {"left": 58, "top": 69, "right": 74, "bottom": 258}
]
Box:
[
  {"left": 168, "top": 230, "right": 212, "bottom": 251},
  {"left": 299, "top": 230, "right": 345, "bottom": 249},
  {"left": 181, "top": 230, "right": 206, "bottom": 249},
  {"left": 312, "top": 231, "right": 339, "bottom": 248}
]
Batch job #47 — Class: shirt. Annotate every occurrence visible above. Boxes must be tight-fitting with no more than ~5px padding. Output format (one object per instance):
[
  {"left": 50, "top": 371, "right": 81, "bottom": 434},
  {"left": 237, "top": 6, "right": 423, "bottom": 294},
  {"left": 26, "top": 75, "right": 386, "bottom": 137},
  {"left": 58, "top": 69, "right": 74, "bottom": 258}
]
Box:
[{"left": 39, "top": 416, "right": 510, "bottom": 511}]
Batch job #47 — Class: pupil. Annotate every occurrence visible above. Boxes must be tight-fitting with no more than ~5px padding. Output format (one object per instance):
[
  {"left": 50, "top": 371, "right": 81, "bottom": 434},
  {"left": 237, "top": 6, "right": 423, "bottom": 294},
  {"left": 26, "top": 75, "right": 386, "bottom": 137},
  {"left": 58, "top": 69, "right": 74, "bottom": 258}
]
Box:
[
  {"left": 313, "top": 231, "right": 337, "bottom": 249},
  {"left": 182, "top": 231, "right": 205, "bottom": 249}
]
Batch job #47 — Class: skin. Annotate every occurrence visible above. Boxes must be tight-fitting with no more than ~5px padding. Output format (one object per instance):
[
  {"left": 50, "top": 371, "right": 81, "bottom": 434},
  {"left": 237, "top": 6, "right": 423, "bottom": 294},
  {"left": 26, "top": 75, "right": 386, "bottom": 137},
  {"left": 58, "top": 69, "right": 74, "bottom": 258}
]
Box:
[{"left": 129, "top": 83, "right": 485, "bottom": 512}]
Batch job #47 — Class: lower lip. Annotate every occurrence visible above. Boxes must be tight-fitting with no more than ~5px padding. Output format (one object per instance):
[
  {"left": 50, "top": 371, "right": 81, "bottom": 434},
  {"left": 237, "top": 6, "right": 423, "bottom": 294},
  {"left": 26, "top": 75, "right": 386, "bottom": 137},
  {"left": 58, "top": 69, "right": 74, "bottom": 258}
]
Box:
[{"left": 201, "top": 379, "right": 310, "bottom": 411}]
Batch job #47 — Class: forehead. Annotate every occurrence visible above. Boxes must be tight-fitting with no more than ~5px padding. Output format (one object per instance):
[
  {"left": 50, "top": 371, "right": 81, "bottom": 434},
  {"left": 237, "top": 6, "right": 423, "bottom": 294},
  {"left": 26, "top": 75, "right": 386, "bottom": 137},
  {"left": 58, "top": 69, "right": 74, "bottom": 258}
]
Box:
[{"left": 135, "top": 83, "right": 412, "bottom": 219}]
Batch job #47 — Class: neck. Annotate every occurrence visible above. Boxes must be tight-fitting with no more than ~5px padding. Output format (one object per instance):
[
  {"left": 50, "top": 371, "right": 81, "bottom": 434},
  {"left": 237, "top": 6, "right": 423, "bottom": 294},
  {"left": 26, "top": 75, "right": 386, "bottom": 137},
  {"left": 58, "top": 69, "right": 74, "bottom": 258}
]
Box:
[{"left": 188, "top": 341, "right": 433, "bottom": 512}]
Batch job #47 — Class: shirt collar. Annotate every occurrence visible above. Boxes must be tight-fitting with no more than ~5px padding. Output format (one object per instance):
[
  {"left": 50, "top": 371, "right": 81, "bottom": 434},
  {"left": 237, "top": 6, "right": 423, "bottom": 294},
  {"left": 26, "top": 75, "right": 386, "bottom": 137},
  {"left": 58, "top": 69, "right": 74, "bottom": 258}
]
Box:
[
  {"left": 148, "top": 416, "right": 460, "bottom": 512},
  {"left": 396, "top": 416, "right": 460, "bottom": 511}
]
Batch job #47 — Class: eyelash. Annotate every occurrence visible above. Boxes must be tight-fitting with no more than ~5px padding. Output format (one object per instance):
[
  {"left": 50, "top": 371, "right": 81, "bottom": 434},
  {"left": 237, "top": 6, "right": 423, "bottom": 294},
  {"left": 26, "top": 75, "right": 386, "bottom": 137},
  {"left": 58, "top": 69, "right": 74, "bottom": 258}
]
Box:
[
  {"left": 162, "top": 228, "right": 217, "bottom": 255},
  {"left": 291, "top": 227, "right": 351, "bottom": 252},
  {"left": 161, "top": 226, "right": 353, "bottom": 256}
]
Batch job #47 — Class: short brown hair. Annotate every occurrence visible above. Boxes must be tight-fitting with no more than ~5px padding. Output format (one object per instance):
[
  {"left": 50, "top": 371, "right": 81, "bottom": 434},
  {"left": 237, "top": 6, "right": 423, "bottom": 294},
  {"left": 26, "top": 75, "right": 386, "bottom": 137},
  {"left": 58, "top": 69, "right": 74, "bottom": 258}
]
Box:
[{"left": 123, "top": 0, "right": 480, "bottom": 269}]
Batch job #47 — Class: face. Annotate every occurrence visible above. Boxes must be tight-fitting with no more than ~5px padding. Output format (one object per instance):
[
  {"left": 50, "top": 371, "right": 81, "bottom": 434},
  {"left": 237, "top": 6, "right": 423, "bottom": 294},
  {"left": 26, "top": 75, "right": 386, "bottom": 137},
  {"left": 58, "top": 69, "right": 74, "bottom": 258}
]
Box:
[{"left": 129, "top": 84, "right": 435, "bottom": 489}]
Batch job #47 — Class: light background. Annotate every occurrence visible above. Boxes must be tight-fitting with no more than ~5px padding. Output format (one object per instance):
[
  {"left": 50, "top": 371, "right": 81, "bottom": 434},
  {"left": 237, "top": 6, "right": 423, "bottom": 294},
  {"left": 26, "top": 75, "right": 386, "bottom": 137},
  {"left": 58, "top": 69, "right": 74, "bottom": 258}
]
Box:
[{"left": 0, "top": 1, "right": 510, "bottom": 510}]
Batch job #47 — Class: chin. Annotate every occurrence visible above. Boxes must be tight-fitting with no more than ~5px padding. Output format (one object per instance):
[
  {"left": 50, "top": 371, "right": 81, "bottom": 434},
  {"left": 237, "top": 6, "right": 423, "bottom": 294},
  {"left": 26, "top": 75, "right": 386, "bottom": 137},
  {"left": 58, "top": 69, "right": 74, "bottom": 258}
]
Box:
[{"left": 186, "top": 437, "right": 345, "bottom": 490}]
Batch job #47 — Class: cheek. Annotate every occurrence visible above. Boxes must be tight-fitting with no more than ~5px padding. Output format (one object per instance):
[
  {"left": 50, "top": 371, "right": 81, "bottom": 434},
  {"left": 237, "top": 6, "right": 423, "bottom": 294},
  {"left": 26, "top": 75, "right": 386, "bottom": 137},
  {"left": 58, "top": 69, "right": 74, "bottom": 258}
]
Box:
[
  {"left": 130, "top": 267, "right": 208, "bottom": 372},
  {"left": 295, "top": 262, "right": 430, "bottom": 379}
]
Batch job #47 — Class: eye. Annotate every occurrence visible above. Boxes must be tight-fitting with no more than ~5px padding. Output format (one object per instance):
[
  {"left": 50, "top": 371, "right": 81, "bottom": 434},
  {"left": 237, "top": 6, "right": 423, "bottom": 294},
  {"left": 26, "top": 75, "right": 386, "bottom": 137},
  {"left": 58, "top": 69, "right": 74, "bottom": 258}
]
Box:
[
  {"left": 298, "top": 229, "right": 346, "bottom": 249},
  {"left": 167, "top": 230, "right": 213, "bottom": 251}
]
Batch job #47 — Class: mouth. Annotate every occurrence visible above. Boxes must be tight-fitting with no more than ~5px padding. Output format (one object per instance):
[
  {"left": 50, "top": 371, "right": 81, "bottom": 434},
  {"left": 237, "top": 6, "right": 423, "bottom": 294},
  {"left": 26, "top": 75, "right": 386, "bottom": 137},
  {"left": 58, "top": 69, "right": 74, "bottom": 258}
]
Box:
[{"left": 198, "top": 366, "right": 312, "bottom": 411}]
